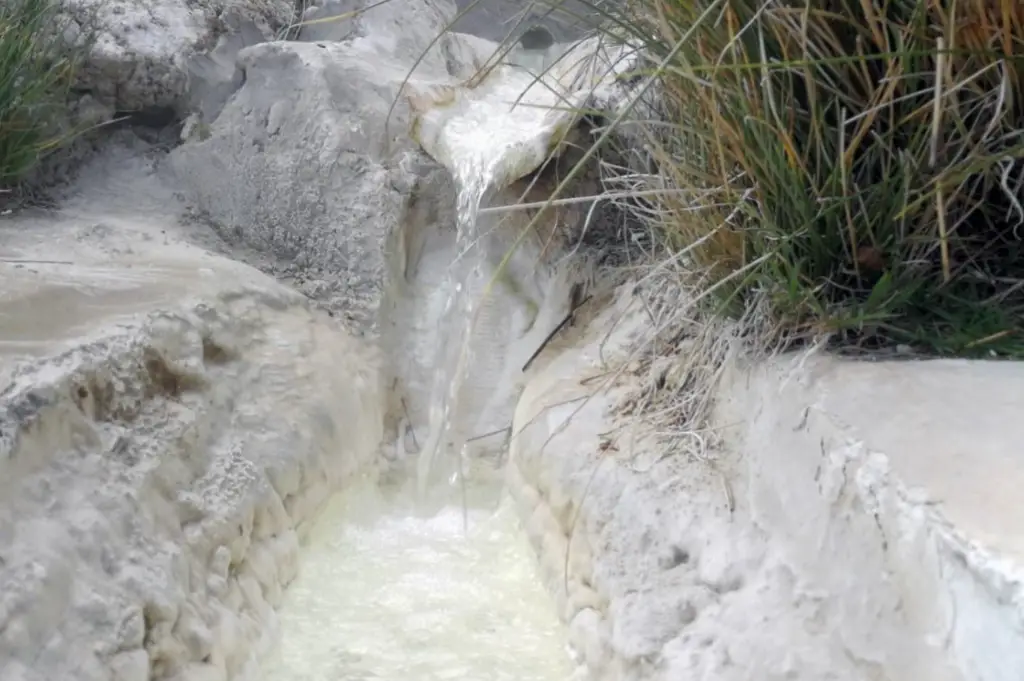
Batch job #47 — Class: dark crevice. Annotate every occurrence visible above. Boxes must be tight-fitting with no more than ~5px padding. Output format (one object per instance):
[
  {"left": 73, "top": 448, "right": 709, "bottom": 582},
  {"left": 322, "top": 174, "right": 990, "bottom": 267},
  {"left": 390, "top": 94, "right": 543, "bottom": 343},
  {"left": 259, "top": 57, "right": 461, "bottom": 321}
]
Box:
[{"left": 112, "top": 106, "right": 179, "bottom": 130}]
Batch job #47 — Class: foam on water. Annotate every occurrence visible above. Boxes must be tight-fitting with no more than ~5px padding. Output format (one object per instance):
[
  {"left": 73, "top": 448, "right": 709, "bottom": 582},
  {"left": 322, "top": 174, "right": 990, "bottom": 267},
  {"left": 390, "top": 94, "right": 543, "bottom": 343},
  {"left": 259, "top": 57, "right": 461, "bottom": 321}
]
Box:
[{"left": 261, "top": 479, "right": 574, "bottom": 681}]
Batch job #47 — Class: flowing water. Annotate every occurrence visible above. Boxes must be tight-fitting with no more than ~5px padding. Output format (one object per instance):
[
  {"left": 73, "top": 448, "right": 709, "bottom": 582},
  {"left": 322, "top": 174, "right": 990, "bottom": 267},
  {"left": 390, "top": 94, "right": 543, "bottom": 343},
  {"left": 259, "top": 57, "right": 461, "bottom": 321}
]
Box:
[
  {"left": 262, "top": 53, "right": 607, "bottom": 681},
  {"left": 414, "top": 63, "right": 582, "bottom": 495},
  {"left": 261, "top": 477, "right": 575, "bottom": 680}
]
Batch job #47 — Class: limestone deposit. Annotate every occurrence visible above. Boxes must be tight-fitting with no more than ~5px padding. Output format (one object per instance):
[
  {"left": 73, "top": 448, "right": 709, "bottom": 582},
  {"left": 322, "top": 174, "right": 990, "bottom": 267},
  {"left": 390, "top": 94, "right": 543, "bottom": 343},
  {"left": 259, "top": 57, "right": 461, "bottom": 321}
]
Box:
[{"left": 0, "top": 145, "right": 387, "bottom": 681}]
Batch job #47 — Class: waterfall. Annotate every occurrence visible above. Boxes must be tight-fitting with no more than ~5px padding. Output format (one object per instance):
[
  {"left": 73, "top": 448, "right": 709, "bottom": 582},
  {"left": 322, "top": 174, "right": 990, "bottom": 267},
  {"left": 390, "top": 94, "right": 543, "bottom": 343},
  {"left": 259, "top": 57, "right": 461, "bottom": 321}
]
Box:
[{"left": 407, "top": 37, "right": 634, "bottom": 499}]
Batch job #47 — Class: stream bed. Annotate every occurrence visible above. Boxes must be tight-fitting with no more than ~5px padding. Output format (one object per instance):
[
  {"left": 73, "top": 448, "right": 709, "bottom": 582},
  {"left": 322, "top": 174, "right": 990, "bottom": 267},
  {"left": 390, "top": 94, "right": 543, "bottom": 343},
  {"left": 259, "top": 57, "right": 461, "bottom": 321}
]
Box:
[{"left": 261, "top": 476, "right": 574, "bottom": 681}]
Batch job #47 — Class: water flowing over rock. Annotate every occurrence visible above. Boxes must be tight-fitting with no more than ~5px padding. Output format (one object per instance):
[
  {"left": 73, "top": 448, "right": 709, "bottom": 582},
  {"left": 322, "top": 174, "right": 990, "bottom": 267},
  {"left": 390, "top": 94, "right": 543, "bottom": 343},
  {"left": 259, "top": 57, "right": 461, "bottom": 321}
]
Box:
[
  {"left": 167, "top": 0, "right": 536, "bottom": 329},
  {"left": 400, "top": 35, "right": 640, "bottom": 491},
  {"left": 165, "top": 9, "right": 635, "bottom": 479}
]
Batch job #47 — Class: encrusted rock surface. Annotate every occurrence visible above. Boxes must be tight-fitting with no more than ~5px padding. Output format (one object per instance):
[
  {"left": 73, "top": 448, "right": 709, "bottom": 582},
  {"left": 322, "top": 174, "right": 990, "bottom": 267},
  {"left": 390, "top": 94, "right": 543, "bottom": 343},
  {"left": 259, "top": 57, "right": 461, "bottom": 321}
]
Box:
[
  {"left": 62, "top": 0, "right": 293, "bottom": 114},
  {"left": 168, "top": 37, "right": 464, "bottom": 333},
  {"left": 2, "top": 1, "right": 616, "bottom": 680},
  {"left": 164, "top": 0, "right": 517, "bottom": 333},
  {"left": 0, "top": 268, "right": 384, "bottom": 681},
  {"left": 509, "top": 285, "right": 1024, "bottom": 681}
]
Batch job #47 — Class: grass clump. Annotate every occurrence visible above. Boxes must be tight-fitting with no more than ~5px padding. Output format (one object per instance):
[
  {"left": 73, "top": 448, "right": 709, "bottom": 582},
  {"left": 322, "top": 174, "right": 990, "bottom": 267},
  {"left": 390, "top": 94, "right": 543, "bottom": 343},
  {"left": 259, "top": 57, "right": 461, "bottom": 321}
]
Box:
[
  {"left": 607, "top": 0, "right": 1024, "bottom": 357},
  {"left": 0, "top": 0, "right": 87, "bottom": 188}
]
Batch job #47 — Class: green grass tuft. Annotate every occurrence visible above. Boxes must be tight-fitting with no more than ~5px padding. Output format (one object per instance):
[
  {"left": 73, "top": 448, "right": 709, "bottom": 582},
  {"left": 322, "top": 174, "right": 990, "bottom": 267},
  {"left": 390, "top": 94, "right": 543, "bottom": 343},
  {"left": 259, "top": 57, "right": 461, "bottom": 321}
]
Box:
[
  {"left": 594, "top": 0, "right": 1024, "bottom": 358},
  {"left": 0, "top": 0, "right": 88, "bottom": 188}
]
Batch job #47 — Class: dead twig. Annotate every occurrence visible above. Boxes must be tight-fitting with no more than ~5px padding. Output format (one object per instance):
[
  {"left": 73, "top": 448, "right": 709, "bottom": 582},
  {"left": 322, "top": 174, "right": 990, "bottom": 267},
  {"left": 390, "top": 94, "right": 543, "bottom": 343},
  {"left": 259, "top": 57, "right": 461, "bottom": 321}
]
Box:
[
  {"left": 400, "top": 397, "right": 419, "bottom": 450},
  {"left": 522, "top": 290, "right": 593, "bottom": 372}
]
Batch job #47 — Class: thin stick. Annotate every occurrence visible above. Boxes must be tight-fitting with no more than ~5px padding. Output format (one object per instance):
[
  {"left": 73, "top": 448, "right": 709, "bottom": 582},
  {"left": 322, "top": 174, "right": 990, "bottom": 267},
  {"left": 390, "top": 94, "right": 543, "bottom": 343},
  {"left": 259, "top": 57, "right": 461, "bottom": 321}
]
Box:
[
  {"left": 580, "top": 370, "right": 613, "bottom": 386},
  {"left": 465, "top": 426, "right": 511, "bottom": 443},
  {"left": 936, "top": 186, "right": 951, "bottom": 282},
  {"left": 400, "top": 397, "right": 419, "bottom": 450},
  {"left": 716, "top": 465, "right": 735, "bottom": 515},
  {"left": 521, "top": 294, "right": 593, "bottom": 373},
  {"left": 522, "top": 311, "right": 574, "bottom": 373},
  {"left": 839, "top": 107, "right": 859, "bottom": 279},
  {"left": 929, "top": 38, "right": 945, "bottom": 168}
]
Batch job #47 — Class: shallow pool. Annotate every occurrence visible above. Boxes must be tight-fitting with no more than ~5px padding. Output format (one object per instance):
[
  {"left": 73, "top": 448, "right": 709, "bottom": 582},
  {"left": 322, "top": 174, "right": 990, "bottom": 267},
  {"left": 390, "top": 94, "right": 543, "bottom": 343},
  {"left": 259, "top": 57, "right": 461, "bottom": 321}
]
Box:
[{"left": 261, "top": 477, "right": 574, "bottom": 680}]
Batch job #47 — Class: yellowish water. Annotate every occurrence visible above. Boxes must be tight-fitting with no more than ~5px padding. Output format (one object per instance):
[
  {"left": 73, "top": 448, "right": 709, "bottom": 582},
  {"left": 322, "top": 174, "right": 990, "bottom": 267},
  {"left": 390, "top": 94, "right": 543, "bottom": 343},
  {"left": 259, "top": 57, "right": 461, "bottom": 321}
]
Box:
[{"left": 262, "top": 479, "right": 574, "bottom": 681}]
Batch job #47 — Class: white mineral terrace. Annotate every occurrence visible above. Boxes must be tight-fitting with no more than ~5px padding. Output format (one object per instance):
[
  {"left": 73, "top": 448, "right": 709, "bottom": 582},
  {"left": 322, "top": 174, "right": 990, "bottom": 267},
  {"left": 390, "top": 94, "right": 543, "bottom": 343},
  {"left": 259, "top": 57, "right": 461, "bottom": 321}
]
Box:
[{"left": 1, "top": 5, "right": 1023, "bottom": 681}]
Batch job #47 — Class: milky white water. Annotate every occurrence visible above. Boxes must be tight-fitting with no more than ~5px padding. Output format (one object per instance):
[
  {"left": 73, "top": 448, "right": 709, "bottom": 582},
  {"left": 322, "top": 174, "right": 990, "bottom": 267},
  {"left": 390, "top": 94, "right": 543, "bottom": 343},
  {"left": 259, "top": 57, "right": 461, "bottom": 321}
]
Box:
[
  {"left": 411, "top": 44, "right": 641, "bottom": 493},
  {"left": 261, "top": 477, "right": 574, "bottom": 681},
  {"left": 415, "top": 64, "right": 588, "bottom": 495}
]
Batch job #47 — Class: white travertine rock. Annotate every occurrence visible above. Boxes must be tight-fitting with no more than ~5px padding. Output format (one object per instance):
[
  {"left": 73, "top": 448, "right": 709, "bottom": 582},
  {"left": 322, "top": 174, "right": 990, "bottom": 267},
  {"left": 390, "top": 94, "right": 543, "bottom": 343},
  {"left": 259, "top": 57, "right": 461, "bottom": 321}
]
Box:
[
  {"left": 166, "top": 26, "right": 604, "bottom": 460},
  {"left": 61, "top": 0, "right": 294, "bottom": 113},
  {"left": 14, "top": 3, "right": 1020, "bottom": 680},
  {"left": 168, "top": 35, "right": 463, "bottom": 334},
  {"left": 0, "top": 188, "right": 385, "bottom": 681},
  {"left": 510, "top": 284, "right": 1024, "bottom": 681}
]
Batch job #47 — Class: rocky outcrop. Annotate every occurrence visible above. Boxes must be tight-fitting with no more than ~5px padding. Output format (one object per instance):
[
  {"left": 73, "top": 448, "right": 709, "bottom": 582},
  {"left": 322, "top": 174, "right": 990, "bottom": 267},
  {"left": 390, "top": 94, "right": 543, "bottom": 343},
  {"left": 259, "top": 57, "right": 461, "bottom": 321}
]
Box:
[
  {"left": 167, "top": 35, "right": 468, "bottom": 333},
  {"left": 164, "top": 0, "right": 510, "bottom": 330},
  {"left": 1, "top": 6, "right": 620, "bottom": 677},
  {"left": 165, "top": 4, "right": 639, "bottom": 335},
  {"left": 7, "top": 0, "right": 1024, "bottom": 680},
  {"left": 163, "top": 10, "right": 627, "bottom": 457},
  {"left": 715, "top": 356, "right": 1024, "bottom": 681},
  {"left": 62, "top": 0, "right": 293, "bottom": 116}
]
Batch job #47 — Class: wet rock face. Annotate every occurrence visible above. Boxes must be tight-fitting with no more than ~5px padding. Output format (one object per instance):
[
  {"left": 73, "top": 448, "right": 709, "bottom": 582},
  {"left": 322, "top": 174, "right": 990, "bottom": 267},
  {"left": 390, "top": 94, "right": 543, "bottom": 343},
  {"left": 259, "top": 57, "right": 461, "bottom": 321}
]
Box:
[{"left": 164, "top": 2, "right": 638, "bottom": 461}]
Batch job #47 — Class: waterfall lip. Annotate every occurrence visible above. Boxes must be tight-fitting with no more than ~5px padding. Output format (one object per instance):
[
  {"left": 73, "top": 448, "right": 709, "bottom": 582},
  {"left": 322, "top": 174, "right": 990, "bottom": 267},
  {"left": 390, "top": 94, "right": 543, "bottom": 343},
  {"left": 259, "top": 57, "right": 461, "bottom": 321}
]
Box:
[
  {"left": 406, "top": 36, "right": 639, "bottom": 189},
  {"left": 407, "top": 69, "right": 585, "bottom": 191}
]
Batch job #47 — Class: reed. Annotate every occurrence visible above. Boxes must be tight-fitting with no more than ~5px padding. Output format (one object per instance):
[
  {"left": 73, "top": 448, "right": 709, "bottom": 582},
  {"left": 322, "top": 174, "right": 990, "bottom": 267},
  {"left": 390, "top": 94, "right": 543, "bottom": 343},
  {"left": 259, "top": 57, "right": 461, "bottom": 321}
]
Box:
[
  {"left": 0, "top": 0, "right": 91, "bottom": 188},
  {"left": 599, "top": 0, "right": 1024, "bottom": 357}
]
